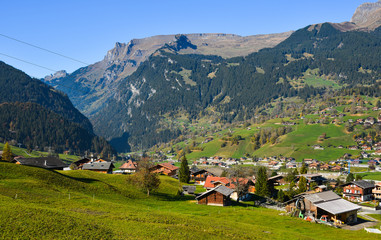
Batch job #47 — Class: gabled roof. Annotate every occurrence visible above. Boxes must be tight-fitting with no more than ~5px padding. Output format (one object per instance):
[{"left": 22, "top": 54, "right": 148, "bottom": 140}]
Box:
[
  {"left": 14, "top": 157, "right": 67, "bottom": 169},
  {"left": 204, "top": 176, "right": 231, "bottom": 188},
  {"left": 344, "top": 180, "right": 375, "bottom": 189},
  {"left": 315, "top": 199, "right": 361, "bottom": 215},
  {"left": 73, "top": 158, "right": 91, "bottom": 166},
  {"left": 195, "top": 185, "right": 234, "bottom": 200},
  {"left": 158, "top": 162, "right": 179, "bottom": 171},
  {"left": 82, "top": 162, "right": 115, "bottom": 171},
  {"left": 120, "top": 160, "right": 137, "bottom": 170},
  {"left": 304, "top": 190, "right": 341, "bottom": 204}
]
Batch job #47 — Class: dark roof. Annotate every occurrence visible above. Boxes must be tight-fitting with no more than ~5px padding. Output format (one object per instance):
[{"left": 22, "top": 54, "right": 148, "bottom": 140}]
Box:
[
  {"left": 182, "top": 185, "right": 196, "bottom": 192},
  {"left": 195, "top": 185, "right": 234, "bottom": 200},
  {"left": 315, "top": 199, "right": 361, "bottom": 215},
  {"left": 82, "top": 162, "right": 115, "bottom": 171},
  {"left": 73, "top": 158, "right": 91, "bottom": 166},
  {"left": 14, "top": 157, "right": 67, "bottom": 169},
  {"left": 190, "top": 165, "right": 201, "bottom": 173},
  {"left": 345, "top": 180, "right": 375, "bottom": 189}
]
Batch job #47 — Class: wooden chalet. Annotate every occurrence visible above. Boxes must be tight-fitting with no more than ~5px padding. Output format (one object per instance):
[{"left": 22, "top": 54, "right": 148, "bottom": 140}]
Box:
[
  {"left": 342, "top": 180, "right": 375, "bottom": 202},
  {"left": 72, "top": 158, "right": 91, "bottom": 169},
  {"left": 119, "top": 160, "right": 137, "bottom": 174},
  {"left": 82, "top": 162, "right": 115, "bottom": 174},
  {"left": 191, "top": 169, "right": 215, "bottom": 185},
  {"left": 373, "top": 183, "right": 381, "bottom": 200},
  {"left": 286, "top": 191, "right": 361, "bottom": 224},
  {"left": 195, "top": 185, "right": 234, "bottom": 206},
  {"left": 150, "top": 162, "right": 179, "bottom": 176},
  {"left": 267, "top": 175, "right": 286, "bottom": 186},
  {"left": 13, "top": 157, "right": 68, "bottom": 170},
  {"left": 204, "top": 176, "right": 231, "bottom": 190}
]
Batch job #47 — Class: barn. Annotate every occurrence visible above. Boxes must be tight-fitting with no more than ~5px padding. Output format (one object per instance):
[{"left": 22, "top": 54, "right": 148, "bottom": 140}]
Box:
[{"left": 195, "top": 185, "right": 234, "bottom": 206}]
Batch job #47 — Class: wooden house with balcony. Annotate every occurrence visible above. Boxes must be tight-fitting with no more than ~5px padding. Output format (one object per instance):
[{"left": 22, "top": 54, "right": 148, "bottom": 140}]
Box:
[
  {"left": 150, "top": 162, "right": 179, "bottom": 176},
  {"left": 342, "top": 180, "right": 375, "bottom": 202},
  {"left": 190, "top": 169, "right": 216, "bottom": 185},
  {"left": 119, "top": 160, "right": 137, "bottom": 174},
  {"left": 372, "top": 183, "right": 381, "bottom": 200}
]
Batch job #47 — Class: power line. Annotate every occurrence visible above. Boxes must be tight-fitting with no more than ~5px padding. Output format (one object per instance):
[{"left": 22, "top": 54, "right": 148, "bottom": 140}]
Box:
[
  {"left": 0, "top": 52, "right": 85, "bottom": 93},
  {"left": 0, "top": 52, "right": 58, "bottom": 72},
  {"left": 0, "top": 33, "right": 90, "bottom": 65}
]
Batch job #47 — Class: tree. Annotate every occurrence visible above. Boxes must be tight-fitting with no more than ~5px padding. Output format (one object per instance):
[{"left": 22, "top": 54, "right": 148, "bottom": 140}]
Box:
[
  {"left": 132, "top": 157, "right": 160, "bottom": 196},
  {"left": 229, "top": 166, "right": 247, "bottom": 203},
  {"left": 298, "top": 176, "right": 307, "bottom": 193},
  {"left": 300, "top": 161, "right": 308, "bottom": 174},
  {"left": 255, "top": 166, "right": 270, "bottom": 197},
  {"left": 179, "top": 156, "right": 190, "bottom": 183},
  {"left": 355, "top": 174, "right": 363, "bottom": 181},
  {"left": 346, "top": 172, "right": 354, "bottom": 183},
  {"left": 277, "top": 189, "right": 285, "bottom": 202},
  {"left": 2, "top": 142, "right": 13, "bottom": 162}
]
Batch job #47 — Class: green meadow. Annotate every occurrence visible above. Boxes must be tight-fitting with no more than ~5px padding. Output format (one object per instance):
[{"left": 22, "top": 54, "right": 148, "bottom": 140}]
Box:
[{"left": 0, "top": 162, "right": 376, "bottom": 239}]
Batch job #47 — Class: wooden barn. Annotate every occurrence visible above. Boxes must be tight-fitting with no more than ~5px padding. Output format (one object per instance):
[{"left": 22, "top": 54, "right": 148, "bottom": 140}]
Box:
[
  {"left": 286, "top": 190, "right": 361, "bottom": 224},
  {"left": 195, "top": 185, "right": 234, "bottom": 206},
  {"left": 150, "top": 162, "right": 179, "bottom": 176},
  {"left": 191, "top": 169, "right": 216, "bottom": 185}
]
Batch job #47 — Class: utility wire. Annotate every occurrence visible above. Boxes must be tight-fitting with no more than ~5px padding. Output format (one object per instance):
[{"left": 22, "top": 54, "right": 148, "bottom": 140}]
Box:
[
  {"left": 0, "top": 52, "right": 85, "bottom": 93},
  {"left": 0, "top": 52, "right": 58, "bottom": 72},
  {"left": 0, "top": 33, "right": 90, "bottom": 65}
]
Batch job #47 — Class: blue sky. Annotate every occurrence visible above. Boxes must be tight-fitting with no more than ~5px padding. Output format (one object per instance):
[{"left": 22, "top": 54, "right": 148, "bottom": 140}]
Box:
[{"left": 0, "top": 0, "right": 373, "bottom": 78}]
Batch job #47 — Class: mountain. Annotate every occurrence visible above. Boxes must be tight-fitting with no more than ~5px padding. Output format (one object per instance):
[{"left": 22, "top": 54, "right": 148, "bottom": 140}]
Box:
[
  {"left": 92, "top": 22, "right": 381, "bottom": 151},
  {"left": 44, "top": 1, "right": 381, "bottom": 152},
  {"left": 0, "top": 61, "right": 114, "bottom": 155},
  {"left": 351, "top": 0, "right": 381, "bottom": 29},
  {"left": 43, "top": 32, "right": 292, "bottom": 116}
]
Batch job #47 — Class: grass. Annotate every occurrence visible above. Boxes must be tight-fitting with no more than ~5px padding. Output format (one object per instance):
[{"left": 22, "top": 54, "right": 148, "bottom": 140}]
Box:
[
  {"left": 358, "top": 172, "right": 381, "bottom": 181},
  {"left": 368, "top": 214, "right": 381, "bottom": 221},
  {"left": 0, "top": 161, "right": 376, "bottom": 239}
]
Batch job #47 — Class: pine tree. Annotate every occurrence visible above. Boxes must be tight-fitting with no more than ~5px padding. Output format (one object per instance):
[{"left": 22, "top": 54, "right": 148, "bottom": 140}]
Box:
[
  {"left": 255, "top": 166, "right": 270, "bottom": 197},
  {"left": 277, "top": 189, "right": 285, "bottom": 202},
  {"left": 2, "top": 142, "right": 13, "bottom": 162},
  {"left": 346, "top": 173, "right": 354, "bottom": 183},
  {"left": 179, "top": 156, "right": 190, "bottom": 183},
  {"left": 298, "top": 176, "right": 307, "bottom": 193},
  {"left": 300, "top": 161, "right": 307, "bottom": 174}
]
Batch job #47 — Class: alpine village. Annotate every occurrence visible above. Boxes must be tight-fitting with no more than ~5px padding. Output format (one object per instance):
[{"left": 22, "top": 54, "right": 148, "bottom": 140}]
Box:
[{"left": 2, "top": 1, "right": 381, "bottom": 239}]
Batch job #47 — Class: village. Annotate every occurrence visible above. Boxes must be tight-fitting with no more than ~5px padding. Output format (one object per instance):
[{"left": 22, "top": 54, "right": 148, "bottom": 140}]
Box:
[{"left": 6, "top": 151, "right": 381, "bottom": 234}]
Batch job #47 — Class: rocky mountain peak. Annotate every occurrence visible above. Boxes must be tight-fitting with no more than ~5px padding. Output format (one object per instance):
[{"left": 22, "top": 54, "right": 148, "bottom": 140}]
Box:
[
  {"left": 44, "top": 70, "right": 67, "bottom": 82},
  {"left": 351, "top": 0, "right": 381, "bottom": 28}
]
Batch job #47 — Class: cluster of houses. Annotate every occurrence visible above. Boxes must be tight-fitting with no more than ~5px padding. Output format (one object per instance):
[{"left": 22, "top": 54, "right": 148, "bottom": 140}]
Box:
[{"left": 192, "top": 156, "right": 245, "bottom": 167}]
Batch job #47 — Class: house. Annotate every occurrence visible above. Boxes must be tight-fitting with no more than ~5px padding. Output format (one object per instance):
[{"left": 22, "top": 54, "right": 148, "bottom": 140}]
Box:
[
  {"left": 82, "top": 162, "right": 115, "bottom": 174},
  {"left": 72, "top": 158, "right": 91, "bottom": 169},
  {"left": 313, "top": 145, "right": 324, "bottom": 150},
  {"left": 268, "top": 175, "right": 286, "bottom": 186},
  {"left": 286, "top": 162, "right": 297, "bottom": 169},
  {"left": 320, "top": 163, "right": 330, "bottom": 171},
  {"left": 119, "top": 160, "right": 138, "bottom": 174},
  {"left": 342, "top": 180, "right": 375, "bottom": 202},
  {"left": 331, "top": 165, "right": 343, "bottom": 172},
  {"left": 365, "top": 117, "right": 375, "bottom": 125},
  {"left": 13, "top": 157, "right": 68, "bottom": 170},
  {"left": 297, "top": 174, "right": 327, "bottom": 186},
  {"left": 308, "top": 162, "right": 320, "bottom": 170},
  {"left": 195, "top": 185, "right": 234, "bottom": 206},
  {"left": 348, "top": 146, "right": 358, "bottom": 150},
  {"left": 191, "top": 169, "right": 215, "bottom": 185},
  {"left": 203, "top": 176, "right": 255, "bottom": 200},
  {"left": 150, "top": 162, "right": 179, "bottom": 176},
  {"left": 204, "top": 176, "right": 231, "bottom": 190},
  {"left": 314, "top": 185, "right": 327, "bottom": 192},
  {"left": 373, "top": 183, "right": 381, "bottom": 200},
  {"left": 285, "top": 190, "right": 361, "bottom": 224}
]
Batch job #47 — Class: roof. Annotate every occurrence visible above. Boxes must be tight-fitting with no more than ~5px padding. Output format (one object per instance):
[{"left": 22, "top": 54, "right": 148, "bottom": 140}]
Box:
[
  {"left": 73, "top": 158, "right": 91, "bottom": 166},
  {"left": 195, "top": 185, "right": 234, "bottom": 200},
  {"left": 14, "top": 157, "right": 67, "bottom": 169},
  {"left": 204, "top": 176, "right": 231, "bottom": 188},
  {"left": 206, "top": 168, "right": 224, "bottom": 177},
  {"left": 158, "top": 162, "right": 179, "bottom": 171},
  {"left": 120, "top": 160, "right": 137, "bottom": 170},
  {"left": 304, "top": 190, "right": 341, "bottom": 204},
  {"left": 315, "top": 199, "right": 361, "bottom": 215},
  {"left": 268, "top": 175, "right": 284, "bottom": 181},
  {"left": 82, "top": 162, "right": 115, "bottom": 171},
  {"left": 347, "top": 180, "right": 375, "bottom": 189}
]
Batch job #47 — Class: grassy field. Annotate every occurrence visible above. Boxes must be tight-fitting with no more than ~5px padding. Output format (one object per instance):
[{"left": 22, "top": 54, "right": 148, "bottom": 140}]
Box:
[
  {"left": 0, "top": 161, "right": 376, "bottom": 239},
  {"left": 358, "top": 172, "right": 381, "bottom": 181}
]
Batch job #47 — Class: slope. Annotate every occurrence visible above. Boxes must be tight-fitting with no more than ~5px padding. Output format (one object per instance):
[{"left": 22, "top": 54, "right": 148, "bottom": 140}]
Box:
[{"left": 0, "top": 161, "right": 375, "bottom": 239}]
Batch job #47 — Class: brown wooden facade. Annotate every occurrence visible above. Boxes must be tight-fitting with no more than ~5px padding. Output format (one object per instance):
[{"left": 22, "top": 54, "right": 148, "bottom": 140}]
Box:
[{"left": 197, "top": 191, "right": 231, "bottom": 206}]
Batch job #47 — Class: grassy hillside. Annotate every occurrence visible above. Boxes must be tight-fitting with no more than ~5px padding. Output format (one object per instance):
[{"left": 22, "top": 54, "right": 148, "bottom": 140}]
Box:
[{"left": 0, "top": 162, "right": 376, "bottom": 239}]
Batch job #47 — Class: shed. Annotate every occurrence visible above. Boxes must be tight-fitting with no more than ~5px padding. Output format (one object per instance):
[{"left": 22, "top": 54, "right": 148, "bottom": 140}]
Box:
[{"left": 195, "top": 185, "right": 234, "bottom": 206}]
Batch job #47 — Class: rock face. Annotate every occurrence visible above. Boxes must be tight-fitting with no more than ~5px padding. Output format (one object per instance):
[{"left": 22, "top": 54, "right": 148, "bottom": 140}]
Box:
[
  {"left": 351, "top": 0, "right": 381, "bottom": 30},
  {"left": 43, "top": 32, "right": 292, "bottom": 117}
]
